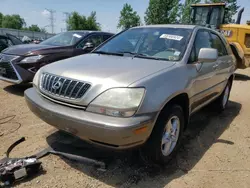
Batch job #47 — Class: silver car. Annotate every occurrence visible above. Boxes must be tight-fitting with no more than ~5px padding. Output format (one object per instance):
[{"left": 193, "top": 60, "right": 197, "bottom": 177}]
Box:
[{"left": 25, "top": 25, "right": 236, "bottom": 164}]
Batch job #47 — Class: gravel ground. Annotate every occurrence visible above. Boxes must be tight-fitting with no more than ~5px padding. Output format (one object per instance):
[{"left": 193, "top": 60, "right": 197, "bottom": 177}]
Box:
[{"left": 0, "top": 69, "right": 250, "bottom": 188}]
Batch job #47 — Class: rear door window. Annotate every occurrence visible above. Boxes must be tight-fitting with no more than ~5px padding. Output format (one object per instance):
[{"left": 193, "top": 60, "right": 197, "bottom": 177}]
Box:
[{"left": 210, "top": 32, "right": 228, "bottom": 56}]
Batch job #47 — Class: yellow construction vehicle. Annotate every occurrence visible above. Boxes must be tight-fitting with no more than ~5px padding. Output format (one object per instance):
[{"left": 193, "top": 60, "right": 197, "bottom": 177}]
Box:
[{"left": 191, "top": 3, "right": 250, "bottom": 69}]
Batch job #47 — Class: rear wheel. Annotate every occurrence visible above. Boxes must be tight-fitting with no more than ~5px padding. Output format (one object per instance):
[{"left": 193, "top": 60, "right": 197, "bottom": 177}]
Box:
[{"left": 141, "top": 105, "right": 185, "bottom": 164}]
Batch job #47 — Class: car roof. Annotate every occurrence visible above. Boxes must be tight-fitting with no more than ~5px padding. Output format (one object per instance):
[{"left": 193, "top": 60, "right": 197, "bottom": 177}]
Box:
[
  {"left": 133, "top": 24, "right": 198, "bottom": 29},
  {"left": 65, "top": 30, "right": 114, "bottom": 35},
  {"left": 131, "top": 24, "right": 224, "bottom": 35}
]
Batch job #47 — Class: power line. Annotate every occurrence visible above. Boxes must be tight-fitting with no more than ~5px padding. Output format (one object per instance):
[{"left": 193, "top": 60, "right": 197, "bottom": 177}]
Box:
[{"left": 45, "top": 8, "right": 56, "bottom": 34}]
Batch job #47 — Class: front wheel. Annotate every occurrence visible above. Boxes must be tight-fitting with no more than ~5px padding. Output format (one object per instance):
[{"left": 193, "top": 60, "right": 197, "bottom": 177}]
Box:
[{"left": 141, "top": 105, "right": 185, "bottom": 164}]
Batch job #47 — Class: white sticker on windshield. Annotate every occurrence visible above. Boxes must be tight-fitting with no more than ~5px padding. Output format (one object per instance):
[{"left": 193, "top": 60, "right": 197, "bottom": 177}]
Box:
[
  {"left": 160, "top": 34, "right": 183, "bottom": 41},
  {"left": 169, "top": 56, "right": 179, "bottom": 61},
  {"left": 73, "top": 34, "right": 82, "bottom": 38},
  {"left": 174, "top": 51, "right": 181, "bottom": 56}
]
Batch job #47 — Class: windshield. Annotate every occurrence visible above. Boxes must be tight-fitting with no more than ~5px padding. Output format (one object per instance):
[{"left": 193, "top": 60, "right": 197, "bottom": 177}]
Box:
[
  {"left": 193, "top": 6, "right": 224, "bottom": 28},
  {"left": 95, "top": 27, "right": 192, "bottom": 61},
  {"left": 194, "top": 7, "right": 210, "bottom": 26},
  {"left": 7, "top": 34, "right": 23, "bottom": 45},
  {"left": 40, "top": 32, "right": 85, "bottom": 46}
]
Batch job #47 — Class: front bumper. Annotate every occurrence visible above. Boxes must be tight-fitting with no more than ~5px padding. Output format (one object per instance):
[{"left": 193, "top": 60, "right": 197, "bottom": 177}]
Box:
[
  {"left": 0, "top": 61, "right": 22, "bottom": 84},
  {"left": 0, "top": 55, "right": 35, "bottom": 84},
  {"left": 24, "top": 88, "right": 156, "bottom": 149}
]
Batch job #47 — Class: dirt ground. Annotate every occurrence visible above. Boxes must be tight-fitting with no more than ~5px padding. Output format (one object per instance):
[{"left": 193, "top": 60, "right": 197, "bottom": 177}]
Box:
[{"left": 0, "top": 69, "right": 250, "bottom": 188}]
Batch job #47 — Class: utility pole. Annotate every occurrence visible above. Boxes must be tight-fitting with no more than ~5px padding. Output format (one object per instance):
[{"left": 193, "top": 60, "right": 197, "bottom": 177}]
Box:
[
  {"left": 45, "top": 8, "right": 56, "bottom": 34},
  {"left": 63, "top": 12, "right": 71, "bottom": 31}
]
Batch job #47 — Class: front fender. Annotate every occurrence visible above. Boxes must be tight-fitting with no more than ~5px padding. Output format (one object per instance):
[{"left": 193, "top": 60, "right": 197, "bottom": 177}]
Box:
[{"left": 130, "top": 64, "right": 190, "bottom": 114}]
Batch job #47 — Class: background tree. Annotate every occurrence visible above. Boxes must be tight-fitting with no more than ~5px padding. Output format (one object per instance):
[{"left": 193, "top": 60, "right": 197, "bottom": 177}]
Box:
[
  {"left": 0, "top": 13, "right": 3, "bottom": 27},
  {"left": 117, "top": 3, "right": 141, "bottom": 30},
  {"left": 24, "top": 24, "right": 41, "bottom": 32},
  {"left": 145, "top": 0, "right": 180, "bottom": 25},
  {"left": 40, "top": 28, "right": 47, "bottom": 33},
  {"left": 1, "top": 14, "right": 26, "bottom": 29},
  {"left": 206, "top": 0, "right": 239, "bottom": 23},
  {"left": 67, "top": 11, "right": 100, "bottom": 30},
  {"left": 67, "top": 12, "right": 83, "bottom": 31},
  {"left": 180, "top": 0, "right": 200, "bottom": 23},
  {"left": 22, "top": 25, "right": 48, "bottom": 32},
  {"left": 86, "top": 12, "right": 101, "bottom": 30}
]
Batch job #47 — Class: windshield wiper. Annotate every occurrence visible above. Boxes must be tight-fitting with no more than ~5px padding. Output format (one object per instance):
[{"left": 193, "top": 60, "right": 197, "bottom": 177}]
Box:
[
  {"left": 135, "top": 55, "right": 166, "bottom": 61},
  {"left": 92, "top": 51, "right": 123, "bottom": 56},
  {"left": 118, "top": 51, "right": 148, "bottom": 57},
  {"left": 93, "top": 51, "right": 169, "bottom": 61},
  {"left": 119, "top": 51, "right": 167, "bottom": 60}
]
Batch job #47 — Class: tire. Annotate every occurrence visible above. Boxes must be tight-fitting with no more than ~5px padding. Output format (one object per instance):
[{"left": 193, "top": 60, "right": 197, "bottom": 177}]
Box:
[
  {"left": 141, "top": 105, "right": 185, "bottom": 165},
  {"left": 212, "top": 80, "right": 232, "bottom": 112}
]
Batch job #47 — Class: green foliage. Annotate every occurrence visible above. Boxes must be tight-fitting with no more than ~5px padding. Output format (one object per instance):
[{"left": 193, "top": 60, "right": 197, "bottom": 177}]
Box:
[
  {"left": 28, "top": 24, "right": 41, "bottom": 32},
  {"left": 117, "top": 3, "right": 141, "bottom": 30},
  {"left": 206, "top": 0, "right": 239, "bottom": 23},
  {"left": 0, "top": 13, "right": 3, "bottom": 27},
  {"left": 1, "top": 14, "right": 26, "bottom": 29},
  {"left": 180, "top": 0, "right": 201, "bottom": 24},
  {"left": 87, "top": 12, "right": 101, "bottom": 30},
  {"left": 144, "top": 0, "right": 180, "bottom": 25},
  {"left": 23, "top": 25, "right": 48, "bottom": 33},
  {"left": 40, "top": 28, "right": 47, "bottom": 33},
  {"left": 24, "top": 24, "right": 41, "bottom": 32},
  {"left": 67, "top": 11, "right": 101, "bottom": 31}
]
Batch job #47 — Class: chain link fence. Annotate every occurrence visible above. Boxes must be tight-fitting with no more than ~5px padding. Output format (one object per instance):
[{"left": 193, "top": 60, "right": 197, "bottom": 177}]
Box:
[{"left": 0, "top": 28, "right": 55, "bottom": 40}]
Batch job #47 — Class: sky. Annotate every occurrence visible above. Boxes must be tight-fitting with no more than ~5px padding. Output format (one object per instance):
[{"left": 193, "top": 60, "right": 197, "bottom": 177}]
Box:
[{"left": 0, "top": 0, "right": 249, "bottom": 34}]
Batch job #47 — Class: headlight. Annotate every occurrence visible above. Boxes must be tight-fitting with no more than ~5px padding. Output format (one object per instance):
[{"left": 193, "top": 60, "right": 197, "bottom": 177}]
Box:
[
  {"left": 33, "top": 69, "right": 41, "bottom": 88},
  {"left": 20, "top": 55, "right": 44, "bottom": 63},
  {"left": 86, "top": 88, "right": 145, "bottom": 117}
]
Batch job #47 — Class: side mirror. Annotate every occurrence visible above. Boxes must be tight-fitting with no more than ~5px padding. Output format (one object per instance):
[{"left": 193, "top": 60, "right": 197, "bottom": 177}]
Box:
[
  {"left": 198, "top": 48, "right": 218, "bottom": 63},
  {"left": 83, "top": 42, "right": 94, "bottom": 50}
]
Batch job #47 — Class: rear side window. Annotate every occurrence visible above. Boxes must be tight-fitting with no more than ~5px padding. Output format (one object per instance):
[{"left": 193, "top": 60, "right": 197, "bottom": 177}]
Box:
[
  {"left": 0, "top": 38, "right": 13, "bottom": 46},
  {"left": 210, "top": 33, "right": 228, "bottom": 56},
  {"left": 0, "top": 38, "right": 9, "bottom": 52},
  {"left": 77, "top": 35, "right": 103, "bottom": 48},
  {"left": 245, "top": 34, "right": 250, "bottom": 48},
  {"left": 8, "top": 35, "right": 22, "bottom": 45}
]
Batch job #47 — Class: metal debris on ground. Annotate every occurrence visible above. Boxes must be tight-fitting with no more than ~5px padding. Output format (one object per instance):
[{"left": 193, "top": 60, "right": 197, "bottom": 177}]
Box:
[
  {"left": 0, "top": 138, "right": 42, "bottom": 186},
  {"left": 0, "top": 136, "right": 107, "bottom": 186}
]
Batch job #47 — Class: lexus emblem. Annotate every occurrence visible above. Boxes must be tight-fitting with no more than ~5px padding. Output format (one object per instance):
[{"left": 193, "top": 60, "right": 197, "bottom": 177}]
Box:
[{"left": 52, "top": 80, "right": 62, "bottom": 90}]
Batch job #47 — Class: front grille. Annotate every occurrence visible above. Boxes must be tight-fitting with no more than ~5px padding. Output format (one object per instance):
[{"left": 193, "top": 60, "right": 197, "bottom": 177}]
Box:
[
  {"left": 40, "top": 73, "right": 91, "bottom": 99},
  {"left": 0, "top": 61, "right": 18, "bottom": 80}
]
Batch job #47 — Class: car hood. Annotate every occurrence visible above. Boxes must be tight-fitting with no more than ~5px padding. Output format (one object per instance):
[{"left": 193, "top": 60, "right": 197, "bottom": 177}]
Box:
[
  {"left": 41, "top": 53, "right": 176, "bottom": 87},
  {"left": 2, "top": 44, "right": 70, "bottom": 56}
]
